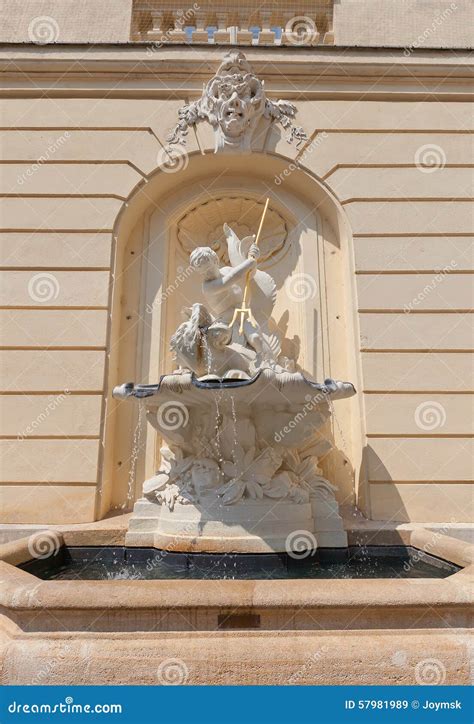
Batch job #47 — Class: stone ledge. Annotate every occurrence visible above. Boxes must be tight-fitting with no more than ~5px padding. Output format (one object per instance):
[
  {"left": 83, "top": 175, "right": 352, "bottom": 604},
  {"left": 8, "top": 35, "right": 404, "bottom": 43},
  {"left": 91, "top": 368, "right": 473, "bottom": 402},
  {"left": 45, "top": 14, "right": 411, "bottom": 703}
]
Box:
[
  {"left": 0, "top": 529, "right": 471, "bottom": 628},
  {"left": 1, "top": 620, "right": 471, "bottom": 685}
]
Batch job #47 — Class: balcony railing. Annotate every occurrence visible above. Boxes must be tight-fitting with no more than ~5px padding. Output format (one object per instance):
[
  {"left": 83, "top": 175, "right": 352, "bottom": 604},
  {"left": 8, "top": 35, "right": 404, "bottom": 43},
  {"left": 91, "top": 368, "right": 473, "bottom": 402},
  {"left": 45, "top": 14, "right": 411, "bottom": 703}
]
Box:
[{"left": 131, "top": 1, "right": 335, "bottom": 45}]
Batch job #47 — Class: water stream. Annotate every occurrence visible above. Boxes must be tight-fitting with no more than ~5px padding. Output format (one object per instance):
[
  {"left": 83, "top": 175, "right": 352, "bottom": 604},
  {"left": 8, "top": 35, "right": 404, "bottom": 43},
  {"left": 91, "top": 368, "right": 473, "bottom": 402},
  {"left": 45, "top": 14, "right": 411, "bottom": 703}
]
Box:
[
  {"left": 230, "top": 394, "right": 238, "bottom": 463},
  {"left": 125, "top": 400, "right": 145, "bottom": 509},
  {"left": 213, "top": 390, "right": 227, "bottom": 482},
  {"left": 201, "top": 331, "right": 212, "bottom": 375},
  {"left": 327, "top": 396, "right": 349, "bottom": 454}
]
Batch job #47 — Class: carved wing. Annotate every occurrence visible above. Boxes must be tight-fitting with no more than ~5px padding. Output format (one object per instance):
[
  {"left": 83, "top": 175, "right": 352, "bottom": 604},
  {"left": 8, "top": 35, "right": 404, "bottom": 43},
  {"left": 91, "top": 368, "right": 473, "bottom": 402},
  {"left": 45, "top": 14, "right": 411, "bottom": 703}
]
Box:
[
  {"left": 262, "top": 318, "right": 282, "bottom": 359},
  {"left": 224, "top": 224, "right": 254, "bottom": 266},
  {"left": 224, "top": 223, "right": 276, "bottom": 323},
  {"left": 243, "top": 269, "right": 276, "bottom": 328}
]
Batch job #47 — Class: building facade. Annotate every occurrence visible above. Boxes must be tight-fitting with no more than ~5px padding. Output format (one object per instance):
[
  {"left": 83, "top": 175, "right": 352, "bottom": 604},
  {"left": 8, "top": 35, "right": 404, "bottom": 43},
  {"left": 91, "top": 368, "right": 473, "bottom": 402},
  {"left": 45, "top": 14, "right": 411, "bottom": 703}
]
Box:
[{"left": 0, "top": 0, "right": 472, "bottom": 532}]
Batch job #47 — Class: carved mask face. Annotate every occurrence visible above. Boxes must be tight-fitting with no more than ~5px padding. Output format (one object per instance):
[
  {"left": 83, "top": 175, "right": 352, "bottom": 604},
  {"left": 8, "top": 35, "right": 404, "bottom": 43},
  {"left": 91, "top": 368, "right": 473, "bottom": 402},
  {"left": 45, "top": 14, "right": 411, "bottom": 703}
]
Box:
[
  {"left": 219, "top": 92, "right": 248, "bottom": 138},
  {"left": 202, "top": 66, "right": 265, "bottom": 151}
]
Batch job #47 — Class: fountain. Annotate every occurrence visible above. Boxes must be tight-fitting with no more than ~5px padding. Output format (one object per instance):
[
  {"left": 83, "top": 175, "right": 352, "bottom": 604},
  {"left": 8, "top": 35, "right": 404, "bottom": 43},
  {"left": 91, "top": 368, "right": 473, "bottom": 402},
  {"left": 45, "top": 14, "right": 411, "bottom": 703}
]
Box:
[
  {"left": 0, "top": 43, "right": 471, "bottom": 690},
  {"left": 113, "top": 212, "right": 356, "bottom": 555}
]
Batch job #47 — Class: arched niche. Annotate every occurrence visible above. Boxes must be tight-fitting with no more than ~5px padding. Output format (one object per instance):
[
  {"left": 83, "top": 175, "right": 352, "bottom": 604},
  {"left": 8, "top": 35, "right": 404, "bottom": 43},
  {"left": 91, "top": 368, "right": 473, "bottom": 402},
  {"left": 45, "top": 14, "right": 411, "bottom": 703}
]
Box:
[{"left": 99, "top": 152, "right": 366, "bottom": 519}]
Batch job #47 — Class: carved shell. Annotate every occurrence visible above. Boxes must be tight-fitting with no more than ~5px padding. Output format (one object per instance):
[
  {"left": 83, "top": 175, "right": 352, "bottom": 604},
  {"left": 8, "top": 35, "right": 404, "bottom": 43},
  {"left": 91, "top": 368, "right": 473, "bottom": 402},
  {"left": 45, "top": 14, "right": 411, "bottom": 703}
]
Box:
[{"left": 177, "top": 196, "right": 288, "bottom": 267}]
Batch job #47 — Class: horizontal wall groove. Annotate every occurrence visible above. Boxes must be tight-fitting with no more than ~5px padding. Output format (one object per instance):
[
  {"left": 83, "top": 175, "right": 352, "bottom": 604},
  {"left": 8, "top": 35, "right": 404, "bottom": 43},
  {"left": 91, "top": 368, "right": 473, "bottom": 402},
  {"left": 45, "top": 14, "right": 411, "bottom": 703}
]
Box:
[
  {"left": 365, "top": 435, "right": 473, "bottom": 439},
  {"left": 355, "top": 270, "right": 473, "bottom": 275},
  {"left": 360, "top": 348, "right": 473, "bottom": 353},
  {"left": 0, "top": 391, "right": 104, "bottom": 395},
  {"left": 0, "top": 228, "right": 111, "bottom": 234},
  {"left": 0, "top": 194, "right": 126, "bottom": 201},
  {"left": 0, "top": 127, "right": 151, "bottom": 132},
  {"left": 0, "top": 344, "right": 107, "bottom": 352},
  {"left": 5, "top": 161, "right": 472, "bottom": 170},
  {"left": 323, "top": 165, "right": 474, "bottom": 180},
  {"left": 324, "top": 163, "right": 473, "bottom": 176},
  {"left": 0, "top": 481, "right": 98, "bottom": 486},
  {"left": 0, "top": 267, "right": 111, "bottom": 272},
  {"left": 3, "top": 90, "right": 472, "bottom": 102},
  {"left": 0, "top": 306, "right": 108, "bottom": 311},
  {"left": 2, "top": 127, "right": 473, "bottom": 134},
  {"left": 0, "top": 229, "right": 113, "bottom": 234},
  {"left": 0, "top": 160, "right": 141, "bottom": 165},
  {"left": 358, "top": 309, "right": 473, "bottom": 314},
  {"left": 369, "top": 478, "right": 472, "bottom": 485},
  {"left": 0, "top": 160, "right": 147, "bottom": 177},
  {"left": 5, "top": 162, "right": 474, "bottom": 169},
  {"left": 342, "top": 197, "right": 474, "bottom": 204},
  {"left": 0, "top": 435, "right": 100, "bottom": 440},
  {"left": 353, "top": 232, "right": 474, "bottom": 238},
  {"left": 366, "top": 434, "right": 474, "bottom": 439},
  {"left": 363, "top": 390, "right": 473, "bottom": 395},
  {"left": 368, "top": 480, "right": 472, "bottom": 485},
  {"left": 316, "top": 129, "right": 474, "bottom": 135}
]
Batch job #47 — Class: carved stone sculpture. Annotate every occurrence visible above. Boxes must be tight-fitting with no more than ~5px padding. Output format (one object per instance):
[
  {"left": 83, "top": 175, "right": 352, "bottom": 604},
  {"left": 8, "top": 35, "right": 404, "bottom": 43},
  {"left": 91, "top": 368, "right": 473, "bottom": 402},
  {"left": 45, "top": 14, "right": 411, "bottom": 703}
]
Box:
[
  {"left": 114, "top": 370, "right": 355, "bottom": 551},
  {"left": 170, "top": 225, "right": 281, "bottom": 378},
  {"left": 113, "top": 215, "right": 356, "bottom": 553},
  {"left": 176, "top": 196, "right": 288, "bottom": 265},
  {"left": 167, "top": 51, "right": 308, "bottom": 153}
]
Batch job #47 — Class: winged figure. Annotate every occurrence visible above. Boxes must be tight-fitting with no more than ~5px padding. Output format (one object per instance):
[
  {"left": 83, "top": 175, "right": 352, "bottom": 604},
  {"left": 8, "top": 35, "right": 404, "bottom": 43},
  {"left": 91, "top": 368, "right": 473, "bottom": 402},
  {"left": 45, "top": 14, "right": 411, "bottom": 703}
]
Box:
[
  {"left": 223, "top": 224, "right": 276, "bottom": 325},
  {"left": 170, "top": 224, "right": 293, "bottom": 377}
]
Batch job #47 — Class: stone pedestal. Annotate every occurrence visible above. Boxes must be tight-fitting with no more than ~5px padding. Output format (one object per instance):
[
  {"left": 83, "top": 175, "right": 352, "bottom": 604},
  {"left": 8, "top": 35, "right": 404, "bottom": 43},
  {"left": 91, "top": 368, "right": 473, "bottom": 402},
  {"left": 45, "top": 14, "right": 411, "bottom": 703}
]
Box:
[{"left": 125, "top": 488, "right": 347, "bottom": 553}]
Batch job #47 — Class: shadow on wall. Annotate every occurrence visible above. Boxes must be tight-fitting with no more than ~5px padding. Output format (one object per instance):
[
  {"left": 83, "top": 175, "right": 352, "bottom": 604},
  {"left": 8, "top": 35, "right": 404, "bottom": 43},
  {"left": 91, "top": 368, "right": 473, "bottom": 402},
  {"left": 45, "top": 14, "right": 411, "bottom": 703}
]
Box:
[{"left": 359, "top": 445, "right": 408, "bottom": 524}]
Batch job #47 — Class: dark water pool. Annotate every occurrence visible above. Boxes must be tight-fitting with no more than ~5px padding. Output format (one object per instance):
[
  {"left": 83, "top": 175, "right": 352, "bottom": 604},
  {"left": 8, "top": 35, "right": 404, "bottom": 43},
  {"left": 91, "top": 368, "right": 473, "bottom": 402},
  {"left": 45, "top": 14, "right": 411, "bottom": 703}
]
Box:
[{"left": 19, "top": 546, "right": 460, "bottom": 580}]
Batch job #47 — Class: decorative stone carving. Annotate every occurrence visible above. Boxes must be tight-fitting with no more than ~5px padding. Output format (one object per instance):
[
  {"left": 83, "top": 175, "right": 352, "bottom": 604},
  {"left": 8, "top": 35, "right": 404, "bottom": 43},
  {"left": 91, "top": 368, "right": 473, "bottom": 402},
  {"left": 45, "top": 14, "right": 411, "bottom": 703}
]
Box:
[
  {"left": 170, "top": 224, "right": 293, "bottom": 379},
  {"left": 167, "top": 50, "right": 308, "bottom": 153},
  {"left": 113, "top": 215, "right": 355, "bottom": 553},
  {"left": 116, "top": 370, "right": 354, "bottom": 510},
  {"left": 114, "top": 370, "right": 355, "bottom": 551},
  {"left": 177, "top": 196, "right": 288, "bottom": 266}
]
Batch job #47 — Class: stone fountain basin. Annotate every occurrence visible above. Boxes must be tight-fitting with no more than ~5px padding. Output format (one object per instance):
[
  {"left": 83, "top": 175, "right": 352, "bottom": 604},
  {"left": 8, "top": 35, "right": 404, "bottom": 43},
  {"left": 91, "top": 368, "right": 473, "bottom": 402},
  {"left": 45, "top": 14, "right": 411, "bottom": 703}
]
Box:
[
  {"left": 113, "top": 369, "right": 356, "bottom": 446},
  {"left": 113, "top": 368, "right": 356, "bottom": 404},
  {"left": 113, "top": 368, "right": 357, "bottom": 552},
  {"left": 0, "top": 524, "right": 472, "bottom": 685}
]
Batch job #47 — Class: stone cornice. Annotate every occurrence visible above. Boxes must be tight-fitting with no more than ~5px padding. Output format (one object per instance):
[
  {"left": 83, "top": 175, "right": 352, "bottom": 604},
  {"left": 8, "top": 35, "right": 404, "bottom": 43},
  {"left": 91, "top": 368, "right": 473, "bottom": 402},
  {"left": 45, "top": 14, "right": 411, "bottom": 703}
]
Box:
[{"left": 0, "top": 45, "right": 472, "bottom": 99}]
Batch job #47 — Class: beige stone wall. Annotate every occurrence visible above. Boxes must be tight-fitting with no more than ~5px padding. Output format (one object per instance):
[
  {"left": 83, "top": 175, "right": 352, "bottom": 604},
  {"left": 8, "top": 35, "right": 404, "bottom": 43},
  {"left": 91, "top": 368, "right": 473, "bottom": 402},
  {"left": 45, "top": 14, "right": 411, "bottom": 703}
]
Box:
[
  {"left": 335, "top": 0, "right": 473, "bottom": 49},
  {"left": 291, "top": 99, "right": 473, "bottom": 524},
  {"left": 0, "top": 46, "right": 472, "bottom": 526},
  {"left": 0, "top": 0, "right": 132, "bottom": 44},
  {"left": 0, "top": 0, "right": 472, "bottom": 48}
]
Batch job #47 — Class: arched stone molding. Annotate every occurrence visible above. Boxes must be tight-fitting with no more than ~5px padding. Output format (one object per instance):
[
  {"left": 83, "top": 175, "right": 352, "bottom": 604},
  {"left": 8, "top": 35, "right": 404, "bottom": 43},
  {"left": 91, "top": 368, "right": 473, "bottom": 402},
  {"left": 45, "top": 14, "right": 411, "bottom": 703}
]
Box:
[{"left": 99, "top": 151, "right": 367, "bottom": 521}]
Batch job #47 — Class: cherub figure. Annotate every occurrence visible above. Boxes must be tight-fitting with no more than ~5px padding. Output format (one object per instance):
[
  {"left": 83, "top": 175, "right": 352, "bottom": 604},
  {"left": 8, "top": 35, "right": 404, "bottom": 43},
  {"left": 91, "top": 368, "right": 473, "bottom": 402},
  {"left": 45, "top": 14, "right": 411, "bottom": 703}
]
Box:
[
  {"left": 190, "top": 225, "right": 278, "bottom": 363},
  {"left": 189, "top": 244, "right": 258, "bottom": 322},
  {"left": 170, "top": 224, "right": 282, "bottom": 377}
]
